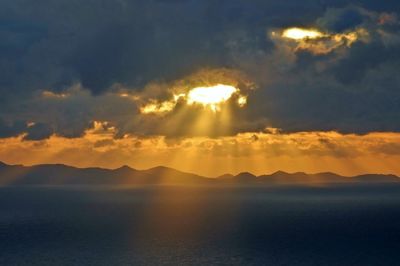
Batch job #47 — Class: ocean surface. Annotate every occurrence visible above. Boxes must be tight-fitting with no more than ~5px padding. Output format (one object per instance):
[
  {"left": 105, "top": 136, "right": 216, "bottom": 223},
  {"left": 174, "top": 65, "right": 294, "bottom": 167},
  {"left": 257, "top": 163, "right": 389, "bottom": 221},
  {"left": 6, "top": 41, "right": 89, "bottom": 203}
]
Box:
[{"left": 1, "top": 184, "right": 400, "bottom": 265}]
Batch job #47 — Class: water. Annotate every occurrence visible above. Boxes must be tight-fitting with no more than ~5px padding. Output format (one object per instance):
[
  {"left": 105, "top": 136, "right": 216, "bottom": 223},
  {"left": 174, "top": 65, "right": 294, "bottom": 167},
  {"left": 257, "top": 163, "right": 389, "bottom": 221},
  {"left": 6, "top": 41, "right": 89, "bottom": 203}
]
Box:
[{"left": 1, "top": 185, "right": 400, "bottom": 265}]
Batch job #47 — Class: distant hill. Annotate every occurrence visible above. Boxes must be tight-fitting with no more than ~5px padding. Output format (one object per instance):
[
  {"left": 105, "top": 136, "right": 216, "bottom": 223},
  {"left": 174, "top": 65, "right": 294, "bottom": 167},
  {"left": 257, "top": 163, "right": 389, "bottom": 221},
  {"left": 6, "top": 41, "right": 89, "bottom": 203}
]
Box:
[{"left": 0, "top": 161, "right": 398, "bottom": 186}]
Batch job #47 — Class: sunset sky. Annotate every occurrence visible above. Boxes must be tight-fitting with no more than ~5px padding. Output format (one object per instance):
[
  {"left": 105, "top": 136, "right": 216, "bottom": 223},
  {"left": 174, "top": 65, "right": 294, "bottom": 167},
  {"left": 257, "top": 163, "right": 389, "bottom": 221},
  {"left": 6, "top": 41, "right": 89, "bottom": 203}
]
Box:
[{"left": 1, "top": 1, "right": 400, "bottom": 176}]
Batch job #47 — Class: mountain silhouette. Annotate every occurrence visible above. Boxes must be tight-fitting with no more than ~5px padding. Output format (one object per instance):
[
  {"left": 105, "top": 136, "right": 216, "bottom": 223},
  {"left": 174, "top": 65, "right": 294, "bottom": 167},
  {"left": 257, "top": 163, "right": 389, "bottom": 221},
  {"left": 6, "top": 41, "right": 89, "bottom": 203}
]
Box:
[{"left": 0, "top": 161, "right": 398, "bottom": 186}]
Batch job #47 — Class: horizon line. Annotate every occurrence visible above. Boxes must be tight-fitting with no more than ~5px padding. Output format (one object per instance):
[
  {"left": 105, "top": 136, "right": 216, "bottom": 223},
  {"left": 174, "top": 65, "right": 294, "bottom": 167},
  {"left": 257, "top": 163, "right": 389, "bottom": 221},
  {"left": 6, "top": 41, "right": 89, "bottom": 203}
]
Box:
[{"left": 1, "top": 160, "right": 399, "bottom": 179}]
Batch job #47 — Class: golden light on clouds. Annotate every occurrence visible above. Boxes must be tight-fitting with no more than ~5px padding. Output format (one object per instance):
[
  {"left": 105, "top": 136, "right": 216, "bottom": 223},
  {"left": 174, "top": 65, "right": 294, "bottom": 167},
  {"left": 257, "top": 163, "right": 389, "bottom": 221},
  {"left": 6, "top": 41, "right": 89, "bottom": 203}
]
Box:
[
  {"left": 237, "top": 96, "right": 247, "bottom": 107},
  {"left": 140, "top": 100, "right": 177, "bottom": 114},
  {"left": 42, "top": 90, "right": 69, "bottom": 98},
  {"left": 139, "top": 84, "right": 247, "bottom": 114},
  {"left": 187, "top": 84, "right": 240, "bottom": 112},
  {"left": 1, "top": 124, "right": 400, "bottom": 177},
  {"left": 123, "top": 68, "right": 255, "bottom": 115},
  {"left": 275, "top": 27, "right": 369, "bottom": 55},
  {"left": 282, "top": 28, "right": 325, "bottom": 40}
]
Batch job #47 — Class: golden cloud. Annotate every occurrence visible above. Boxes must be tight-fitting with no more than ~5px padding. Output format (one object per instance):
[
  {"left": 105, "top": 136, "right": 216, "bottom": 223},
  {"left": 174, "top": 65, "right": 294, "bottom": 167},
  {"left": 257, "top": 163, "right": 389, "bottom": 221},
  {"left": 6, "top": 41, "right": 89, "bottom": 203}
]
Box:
[
  {"left": 117, "top": 68, "right": 255, "bottom": 115},
  {"left": 1, "top": 123, "right": 400, "bottom": 176},
  {"left": 140, "top": 99, "right": 178, "bottom": 114},
  {"left": 272, "top": 27, "right": 369, "bottom": 55}
]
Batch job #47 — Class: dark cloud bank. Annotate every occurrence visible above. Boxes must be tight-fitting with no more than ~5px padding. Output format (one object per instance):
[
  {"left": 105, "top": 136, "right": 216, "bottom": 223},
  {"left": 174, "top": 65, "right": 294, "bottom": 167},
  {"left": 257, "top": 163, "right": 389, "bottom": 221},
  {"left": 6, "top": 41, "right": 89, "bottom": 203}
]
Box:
[{"left": 1, "top": 0, "right": 400, "bottom": 139}]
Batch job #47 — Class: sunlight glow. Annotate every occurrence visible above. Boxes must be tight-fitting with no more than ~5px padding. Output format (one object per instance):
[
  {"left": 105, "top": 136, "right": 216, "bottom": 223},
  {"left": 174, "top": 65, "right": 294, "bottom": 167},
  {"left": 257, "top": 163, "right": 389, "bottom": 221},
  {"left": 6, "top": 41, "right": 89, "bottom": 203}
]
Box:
[
  {"left": 237, "top": 96, "right": 247, "bottom": 107},
  {"left": 139, "top": 83, "right": 247, "bottom": 114},
  {"left": 282, "top": 28, "right": 325, "bottom": 40},
  {"left": 2, "top": 128, "right": 400, "bottom": 177},
  {"left": 278, "top": 27, "right": 369, "bottom": 55},
  {"left": 187, "top": 84, "right": 239, "bottom": 111},
  {"left": 140, "top": 100, "right": 176, "bottom": 114},
  {"left": 42, "top": 90, "right": 69, "bottom": 98}
]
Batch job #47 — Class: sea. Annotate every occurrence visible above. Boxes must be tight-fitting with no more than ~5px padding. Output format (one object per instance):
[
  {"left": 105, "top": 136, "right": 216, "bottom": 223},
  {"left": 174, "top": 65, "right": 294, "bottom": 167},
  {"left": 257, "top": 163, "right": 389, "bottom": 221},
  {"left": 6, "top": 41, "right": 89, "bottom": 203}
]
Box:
[{"left": 1, "top": 184, "right": 400, "bottom": 265}]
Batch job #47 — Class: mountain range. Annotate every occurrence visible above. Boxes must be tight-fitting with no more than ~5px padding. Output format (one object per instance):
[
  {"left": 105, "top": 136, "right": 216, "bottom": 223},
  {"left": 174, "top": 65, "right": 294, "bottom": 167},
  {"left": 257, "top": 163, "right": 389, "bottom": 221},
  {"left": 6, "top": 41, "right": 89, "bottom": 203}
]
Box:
[{"left": 0, "top": 161, "right": 399, "bottom": 186}]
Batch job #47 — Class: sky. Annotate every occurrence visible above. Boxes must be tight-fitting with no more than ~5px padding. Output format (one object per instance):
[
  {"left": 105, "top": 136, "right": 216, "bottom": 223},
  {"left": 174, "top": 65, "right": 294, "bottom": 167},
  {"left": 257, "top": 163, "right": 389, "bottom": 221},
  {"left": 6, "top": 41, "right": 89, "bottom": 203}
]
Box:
[{"left": 1, "top": 0, "right": 400, "bottom": 176}]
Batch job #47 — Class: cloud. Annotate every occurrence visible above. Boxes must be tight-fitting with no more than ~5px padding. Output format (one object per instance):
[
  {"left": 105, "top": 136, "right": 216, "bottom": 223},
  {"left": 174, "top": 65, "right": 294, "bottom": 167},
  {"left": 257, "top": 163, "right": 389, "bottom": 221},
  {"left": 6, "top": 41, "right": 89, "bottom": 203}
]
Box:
[
  {"left": 0, "top": 1, "right": 400, "bottom": 140},
  {"left": 0, "top": 70, "right": 259, "bottom": 139},
  {"left": 136, "top": 69, "right": 253, "bottom": 114},
  {"left": 0, "top": 83, "right": 139, "bottom": 139},
  {"left": 272, "top": 27, "right": 369, "bottom": 55},
  {"left": 1, "top": 125, "right": 400, "bottom": 176},
  {"left": 316, "top": 6, "right": 365, "bottom": 32},
  {"left": 378, "top": 13, "right": 398, "bottom": 25}
]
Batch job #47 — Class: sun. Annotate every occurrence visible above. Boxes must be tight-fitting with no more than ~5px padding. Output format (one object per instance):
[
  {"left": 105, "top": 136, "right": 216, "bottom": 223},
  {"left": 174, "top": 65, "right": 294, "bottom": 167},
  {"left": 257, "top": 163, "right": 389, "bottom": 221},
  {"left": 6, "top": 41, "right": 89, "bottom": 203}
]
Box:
[
  {"left": 282, "top": 27, "right": 325, "bottom": 40},
  {"left": 187, "top": 84, "right": 240, "bottom": 111}
]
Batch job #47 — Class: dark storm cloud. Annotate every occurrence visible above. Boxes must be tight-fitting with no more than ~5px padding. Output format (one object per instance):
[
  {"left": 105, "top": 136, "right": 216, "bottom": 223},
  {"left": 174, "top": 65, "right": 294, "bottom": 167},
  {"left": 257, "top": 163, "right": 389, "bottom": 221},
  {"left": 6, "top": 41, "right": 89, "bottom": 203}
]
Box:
[
  {"left": 316, "top": 6, "right": 364, "bottom": 32},
  {"left": 244, "top": 3, "right": 400, "bottom": 134},
  {"left": 0, "top": 0, "right": 326, "bottom": 95},
  {"left": 0, "top": 119, "right": 26, "bottom": 138},
  {"left": 24, "top": 123, "right": 53, "bottom": 140},
  {"left": 1, "top": 0, "right": 400, "bottom": 139}
]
